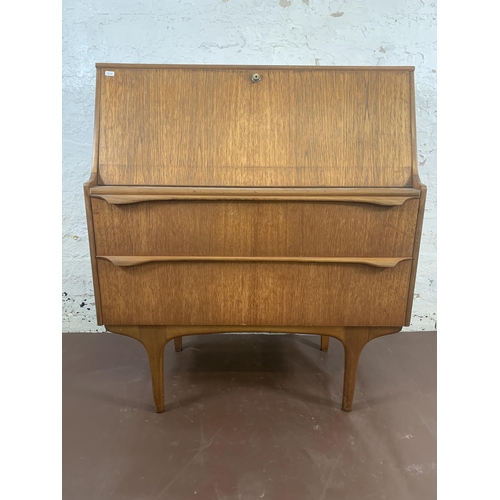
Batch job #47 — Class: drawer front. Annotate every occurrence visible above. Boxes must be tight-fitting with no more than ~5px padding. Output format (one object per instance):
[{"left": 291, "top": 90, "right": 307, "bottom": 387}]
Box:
[
  {"left": 91, "top": 199, "right": 419, "bottom": 258},
  {"left": 97, "top": 259, "right": 412, "bottom": 326}
]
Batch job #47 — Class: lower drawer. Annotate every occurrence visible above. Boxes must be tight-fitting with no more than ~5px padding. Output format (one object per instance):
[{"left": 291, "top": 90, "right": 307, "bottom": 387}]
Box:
[{"left": 97, "top": 259, "right": 412, "bottom": 326}]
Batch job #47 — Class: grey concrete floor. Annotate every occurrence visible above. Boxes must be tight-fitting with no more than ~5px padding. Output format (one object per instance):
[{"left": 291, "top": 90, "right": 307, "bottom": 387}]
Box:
[{"left": 63, "top": 331, "right": 436, "bottom": 500}]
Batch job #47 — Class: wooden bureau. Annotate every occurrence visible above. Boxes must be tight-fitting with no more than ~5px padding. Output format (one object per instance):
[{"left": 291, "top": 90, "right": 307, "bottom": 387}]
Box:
[{"left": 84, "top": 63, "right": 426, "bottom": 412}]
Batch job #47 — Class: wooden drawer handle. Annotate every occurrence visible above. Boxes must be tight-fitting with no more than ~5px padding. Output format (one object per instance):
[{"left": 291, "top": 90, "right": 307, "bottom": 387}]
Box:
[
  {"left": 92, "top": 194, "right": 415, "bottom": 206},
  {"left": 98, "top": 256, "right": 412, "bottom": 268}
]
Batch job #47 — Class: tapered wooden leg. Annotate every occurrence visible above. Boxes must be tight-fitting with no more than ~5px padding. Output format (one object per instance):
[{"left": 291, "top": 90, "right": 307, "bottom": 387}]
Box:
[
  {"left": 144, "top": 343, "right": 166, "bottom": 412},
  {"left": 174, "top": 337, "right": 183, "bottom": 352},
  {"left": 341, "top": 328, "right": 370, "bottom": 412},
  {"left": 105, "top": 325, "right": 402, "bottom": 414},
  {"left": 140, "top": 334, "right": 170, "bottom": 413},
  {"left": 104, "top": 326, "right": 171, "bottom": 413},
  {"left": 320, "top": 335, "right": 330, "bottom": 351}
]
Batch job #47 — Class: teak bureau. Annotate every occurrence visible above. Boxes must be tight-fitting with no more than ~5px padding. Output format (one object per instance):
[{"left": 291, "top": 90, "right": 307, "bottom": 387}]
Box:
[{"left": 84, "top": 63, "right": 426, "bottom": 412}]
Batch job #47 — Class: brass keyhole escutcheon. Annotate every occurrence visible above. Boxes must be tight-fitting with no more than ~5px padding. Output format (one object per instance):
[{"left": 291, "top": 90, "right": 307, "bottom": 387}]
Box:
[{"left": 251, "top": 73, "right": 261, "bottom": 83}]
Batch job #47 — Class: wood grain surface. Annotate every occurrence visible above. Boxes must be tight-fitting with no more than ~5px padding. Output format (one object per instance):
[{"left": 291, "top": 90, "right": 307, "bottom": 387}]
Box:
[
  {"left": 84, "top": 64, "right": 427, "bottom": 412},
  {"left": 97, "top": 68, "right": 413, "bottom": 187},
  {"left": 91, "top": 199, "right": 419, "bottom": 258},
  {"left": 97, "top": 259, "right": 413, "bottom": 326}
]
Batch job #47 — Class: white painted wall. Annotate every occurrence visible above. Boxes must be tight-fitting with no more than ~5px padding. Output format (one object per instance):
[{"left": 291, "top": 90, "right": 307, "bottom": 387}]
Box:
[{"left": 62, "top": 0, "right": 436, "bottom": 332}]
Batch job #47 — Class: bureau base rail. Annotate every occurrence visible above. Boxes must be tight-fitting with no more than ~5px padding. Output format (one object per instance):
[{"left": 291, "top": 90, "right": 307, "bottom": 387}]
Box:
[{"left": 105, "top": 325, "right": 402, "bottom": 413}]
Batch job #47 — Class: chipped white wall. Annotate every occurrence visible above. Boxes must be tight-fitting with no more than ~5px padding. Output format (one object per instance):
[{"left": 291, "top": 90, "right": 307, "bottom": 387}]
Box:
[{"left": 62, "top": 0, "right": 436, "bottom": 332}]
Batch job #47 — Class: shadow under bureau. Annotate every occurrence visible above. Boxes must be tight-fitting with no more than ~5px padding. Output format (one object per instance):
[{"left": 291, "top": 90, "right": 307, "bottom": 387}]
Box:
[{"left": 84, "top": 64, "right": 426, "bottom": 412}]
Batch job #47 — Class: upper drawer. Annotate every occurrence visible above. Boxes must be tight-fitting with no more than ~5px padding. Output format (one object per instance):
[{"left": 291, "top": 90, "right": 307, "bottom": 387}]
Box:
[
  {"left": 91, "top": 198, "right": 419, "bottom": 258},
  {"left": 97, "top": 66, "right": 413, "bottom": 187}
]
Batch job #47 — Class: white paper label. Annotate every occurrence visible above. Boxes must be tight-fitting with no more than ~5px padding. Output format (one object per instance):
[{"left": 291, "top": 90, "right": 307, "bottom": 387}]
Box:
[{"left": 105, "top": 71, "right": 115, "bottom": 77}]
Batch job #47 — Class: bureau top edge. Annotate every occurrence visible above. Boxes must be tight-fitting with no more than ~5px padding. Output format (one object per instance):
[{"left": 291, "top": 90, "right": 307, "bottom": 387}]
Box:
[{"left": 95, "top": 63, "right": 415, "bottom": 71}]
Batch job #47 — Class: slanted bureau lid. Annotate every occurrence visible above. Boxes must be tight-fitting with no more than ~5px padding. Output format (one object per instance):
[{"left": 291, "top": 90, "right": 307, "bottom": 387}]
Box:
[{"left": 95, "top": 64, "right": 415, "bottom": 188}]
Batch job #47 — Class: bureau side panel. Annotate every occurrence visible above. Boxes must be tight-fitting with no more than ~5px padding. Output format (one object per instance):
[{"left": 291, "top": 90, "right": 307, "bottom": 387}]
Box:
[
  {"left": 91, "top": 199, "right": 419, "bottom": 258},
  {"left": 405, "top": 185, "right": 427, "bottom": 325},
  {"left": 98, "top": 68, "right": 412, "bottom": 187},
  {"left": 97, "top": 260, "right": 412, "bottom": 326},
  {"left": 84, "top": 69, "right": 103, "bottom": 325}
]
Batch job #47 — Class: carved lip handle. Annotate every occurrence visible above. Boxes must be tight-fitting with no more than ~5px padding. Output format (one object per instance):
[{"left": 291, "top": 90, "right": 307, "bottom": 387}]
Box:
[
  {"left": 98, "top": 255, "right": 412, "bottom": 268},
  {"left": 92, "top": 194, "right": 415, "bottom": 206}
]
